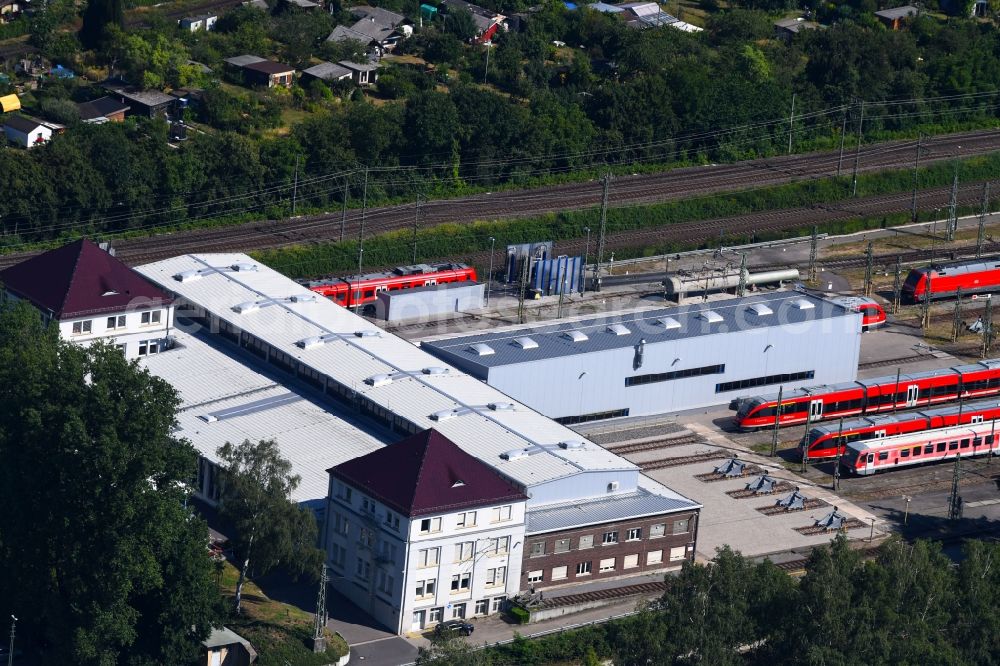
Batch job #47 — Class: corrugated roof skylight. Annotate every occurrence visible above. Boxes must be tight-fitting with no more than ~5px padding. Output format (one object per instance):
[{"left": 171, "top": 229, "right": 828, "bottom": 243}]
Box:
[
  {"left": 700, "top": 311, "right": 723, "bottom": 323},
  {"left": 513, "top": 337, "right": 539, "bottom": 349},
  {"left": 791, "top": 299, "right": 815, "bottom": 310},
  {"left": 607, "top": 324, "right": 630, "bottom": 336},
  {"left": 563, "top": 330, "right": 588, "bottom": 342},
  {"left": 748, "top": 303, "right": 773, "bottom": 316},
  {"left": 657, "top": 317, "right": 681, "bottom": 330},
  {"left": 469, "top": 343, "right": 495, "bottom": 356}
]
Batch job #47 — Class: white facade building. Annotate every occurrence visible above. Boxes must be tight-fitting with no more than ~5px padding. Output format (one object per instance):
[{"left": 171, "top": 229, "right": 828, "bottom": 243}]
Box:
[
  {"left": 0, "top": 239, "right": 175, "bottom": 360},
  {"left": 327, "top": 429, "right": 527, "bottom": 634}
]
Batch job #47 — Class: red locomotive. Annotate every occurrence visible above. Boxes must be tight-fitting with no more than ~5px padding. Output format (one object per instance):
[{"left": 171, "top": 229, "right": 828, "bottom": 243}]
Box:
[
  {"left": 827, "top": 296, "right": 886, "bottom": 330},
  {"left": 733, "top": 358, "right": 1000, "bottom": 430},
  {"left": 304, "top": 262, "right": 477, "bottom": 309},
  {"left": 841, "top": 421, "right": 1000, "bottom": 476},
  {"left": 902, "top": 258, "right": 1000, "bottom": 303},
  {"left": 799, "top": 396, "right": 1000, "bottom": 459}
]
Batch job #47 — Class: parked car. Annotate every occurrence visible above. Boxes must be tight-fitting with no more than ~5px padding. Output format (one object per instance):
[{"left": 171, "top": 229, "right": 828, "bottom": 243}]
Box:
[{"left": 434, "top": 619, "right": 474, "bottom": 637}]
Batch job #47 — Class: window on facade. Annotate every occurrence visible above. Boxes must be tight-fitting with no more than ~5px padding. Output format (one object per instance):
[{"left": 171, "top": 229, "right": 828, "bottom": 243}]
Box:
[
  {"left": 418, "top": 548, "right": 440, "bottom": 568},
  {"left": 529, "top": 541, "right": 545, "bottom": 557},
  {"left": 649, "top": 524, "right": 665, "bottom": 538},
  {"left": 416, "top": 579, "right": 436, "bottom": 597},
  {"left": 672, "top": 519, "right": 690, "bottom": 535},
  {"left": 623, "top": 554, "right": 639, "bottom": 569},
  {"left": 362, "top": 498, "right": 375, "bottom": 514},
  {"left": 551, "top": 565, "right": 568, "bottom": 580},
  {"left": 456, "top": 511, "right": 477, "bottom": 528},
  {"left": 576, "top": 561, "right": 592, "bottom": 576},
  {"left": 337, "top": 484, "right": 353, "bottom": 503},
  {"left": 527, "top": 570, "right": 543, "bottom": 583},
  {"left": 107, "top": 315, "right": 126, "bottom": 330},
  {"left": 487, "top": 536, "right": 510, "bottom": 555},
  {"left": 491, "top": 597, "right": 505, "bottom": 613},
  {"left": 492, "top": 505, "right": 513, "bottom": 522},
  {"left": 451, "top": 603, "right": 466, "bottom": 619},
  {"left": 429, "top": 607, "right": 443, "bottom": 623},
  {"left": 599, "top": 558, "right": 616, "bottom": 572},
  {"left": 716, "top": 370, "right": 815, "bottom": 394},
  {"left": 475, "top": 599, "right": 489, "bottom": 615},
  {"left": 355, "top": 558, "right": 370, "bottom": 580},
  {"left": 333, "top": 512, "right": 349, "bottom": 536},
  {"left": 384, "top": 512, "right": 400, "bottom": 531},
  {"left": 626, "top": 364, "right": 725, "bottom": 387},
  {"left": 450, "top": 572, "right": 471, "bottom": 592},
  {"left": 116, "top": 344, "right": 127, "bottom": 355},
  {"left": 138, "top": 340, "right": 159, "bottom": 356},
  {"left": 602, "top": 531, "right": 619, "bottom": 545},
  {"left": 486, "top": 566, "right": 507, "bottom": 587},
  {"left": 578, "top": 535, "right": 594, "bottom": 549},
  {"left": 379, "top": 540, "right": 397, "bottom": 562},
  {"left": 72, "top": 320, "right": 93, "bottom": 335},
  {"left": 670, "top": 546, "right": 687, "bottom": 562},
  {"left": 330, "top": 543, "right": 346, "bottom": 568},
  {"left": 359, "top": 527, "right": 374, "bottom": 548},
  {"left": 377, "top": 570, "right": 393, "bottom": 595},
  {"left": 454, "top": 542, "right": 474, "bottom": 562},
  {"left": 647, "top": 550, "right": 663, "bottom": 565},
  {"left": 140, "top": 310, "right": 162, "bottom": 325},
  {"left": 626, "top": 528, "right": 642, "bottom": 541},
  {"left": 554, "top": 538, "right": 571, "bottom": 554},
  {"left": 420, "top": 517, "right": 442, "bottom": 534}
]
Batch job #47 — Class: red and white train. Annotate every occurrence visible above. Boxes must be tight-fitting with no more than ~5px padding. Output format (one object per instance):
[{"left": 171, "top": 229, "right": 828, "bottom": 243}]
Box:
[
  {"left": 799, "top": 396, "right": 1000, "bottom": 460},
  {"left": 826, "top": 295, "right": 886, "bottom": 330},
  {"left": 734, "top": 358, "right": 1000, "bottom": 430},
  {"left": 902, "top": 257, "right": 1000, "bottom": 303},
  {"left": 304, "top": 262, "right": 478, "bottom": 309},
  {"left": 841, "top": 421, "right": 1000, "bottom": 475}
]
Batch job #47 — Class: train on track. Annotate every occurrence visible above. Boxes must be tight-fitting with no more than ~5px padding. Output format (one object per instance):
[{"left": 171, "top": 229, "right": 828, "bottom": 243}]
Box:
[
  {"left": 841, "top": 421, "right": 1000, "bottom": 476},
  {"left": 902, "top": 257, "right": 1000, "bottom": 303},
  {"left": 826, "top": 295, "right": 886, "bottom": 330},
  {"left": 303, "top": 262, "right": 477, "bottom": 309},
  {"left": 799, "top": 396, "right": 1000, "bottom": 459},
  {"left": 733, "top": 358, "right": 1000, "bottom": 430}
]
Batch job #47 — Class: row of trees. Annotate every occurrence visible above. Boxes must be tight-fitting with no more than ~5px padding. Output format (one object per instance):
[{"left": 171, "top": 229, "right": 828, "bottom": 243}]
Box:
[
  {"left": 0, "top": 302, "right": 322, "bottom": 664},
  {"left": 421, "top": 535, "right": 1000, "bottom": 665},
  {"left": 3, "top": 2, "right": 1000, "bottom": 246}
]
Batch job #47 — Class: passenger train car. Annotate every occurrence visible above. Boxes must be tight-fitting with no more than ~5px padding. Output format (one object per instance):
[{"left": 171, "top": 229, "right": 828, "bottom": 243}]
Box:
[
  {"left": 841, "top": 421, "right": 1000, "bottom": 475},
  {"left": 733, "top": 358, "right": 1000, "bottom": 429},
  {"left": 827, "top": 296, "right": 886, "bottom": 330},
  {"left": 799, "top": 397, "right": 1000, "bottom": 459},
  {"left": 304, "top": 263, "right": 478, "bottom": 309},
  {"left": 902, "top": 258, "right": 1000, "bottom": 303}
]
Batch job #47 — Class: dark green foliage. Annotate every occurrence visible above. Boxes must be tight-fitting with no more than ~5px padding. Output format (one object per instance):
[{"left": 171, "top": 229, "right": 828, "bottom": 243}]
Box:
[
  {"left": 79, "top": 0, "right": 124, "bottom": 50},
  {"left": 0, "top": 302, "right": 223, "bottom": 664},
  {"left": 508, "top": 605, "right": 530, "bottom": 624},
  {"left": 444, "top": 7, "right": 478, "bottom": 41}
]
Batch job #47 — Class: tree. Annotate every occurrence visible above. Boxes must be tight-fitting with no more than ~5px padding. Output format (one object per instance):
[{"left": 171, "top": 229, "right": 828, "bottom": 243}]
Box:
[
  {"left": 444, "top": 7, "right": 478, "bottom": 42},
  {"left": 216, "top": 439, "right": 324, "bottom": 614},
  {"left": 0, "top": 302, "right": 222, "bottom": 664},
  {"left": 79, "top": 0, "right": 123, "bottom": 51}
]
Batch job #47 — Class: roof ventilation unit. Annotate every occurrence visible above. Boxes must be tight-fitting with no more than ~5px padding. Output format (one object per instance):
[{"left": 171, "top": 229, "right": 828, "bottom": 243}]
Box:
[
  {"left": 607, "top": 481, "right": 619, "bottom": 492},
  {"left": 700, "top": 310, "right": 723, "bottom": 324},
  {"left": 558, "top": 440, "right": 586, "bottom": 450},
  {"left": 607, "top": 324, "right": 630, "bottom": 336},
  {"left": 230, "top": 263, "right": 257, "bottom": 272},
  {"left": 422, "top": 366, "right": 449, "bottom": 375},
  {"left": 296, "top": 336, "right": 323, "bottom": 350},
  {"left": 173, "top": 269, "right": 203, "bottom": 283},
  {"left": 791, "top": 298, "right": 815, "bottom": 311},
  {"left": 469, "top": 343, "right": 495, "bottom": 356},
  {"left": 232, "top": 300, "right": 260, "bottom": 314},
  {"left": 657, "top": 317, "right": 681, "bottom": 330},
  {"left": 500, "top": 448, "right": 531, "bottom": 461},
  {"left": 289, "top": 293, "right": 317, "bottom": 303},
  {"left": 748, "top": 303, "right": 773, "bottom": 316},
  {"left": 487, "top": 402, "right": 514, "bottom": 411},
  {"left": 563, "top": 330, "right": 588, "bottom": 342},
  {"left": 430, "top": 409, "right": 458, "bottom": 422},
  {"left": 354, "top": 330, "right": 380, "bottom": 338},
  {"left": 364, "top": 374, "right": 393, "bottom": 388},
  {"left": 513, "top": 336, "right": 539, "bottom": 349}
]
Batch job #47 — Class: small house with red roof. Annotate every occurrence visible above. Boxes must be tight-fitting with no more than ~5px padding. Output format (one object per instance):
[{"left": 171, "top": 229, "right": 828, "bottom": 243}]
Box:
[
  {"left": 327, "top": 428, "right": 528, "bottom": 634},
  {"left": 0, "top": 239, "right": 174, "bottom": 359}
]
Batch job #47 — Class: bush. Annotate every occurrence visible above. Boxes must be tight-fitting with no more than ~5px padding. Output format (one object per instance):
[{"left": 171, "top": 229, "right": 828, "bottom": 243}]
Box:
[{"left": 508, "top": 605, "right": 530, "bottom": 625}]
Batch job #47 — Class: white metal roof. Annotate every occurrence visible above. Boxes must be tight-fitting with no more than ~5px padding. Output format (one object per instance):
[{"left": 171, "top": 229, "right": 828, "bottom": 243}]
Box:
[
  {"left": 136, "top": 254, "right": 638, "bottom": 489},
  {"left": 140, "top": 331, "right": 385, "bottom": 504}
]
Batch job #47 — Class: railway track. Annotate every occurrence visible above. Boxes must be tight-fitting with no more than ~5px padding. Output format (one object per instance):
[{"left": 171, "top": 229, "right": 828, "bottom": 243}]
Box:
[
  {"left": 604, "top": 434, "right": 704, "bottom": 455},
  {"left": 858, "top": 354, "right": 934, "bottom": 371},
  {"left": 4, "top": 130, "right": 1000, "bottom": 270},
  {"left": 640, "top": 450, "right": 729, "bottom": 470}
]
